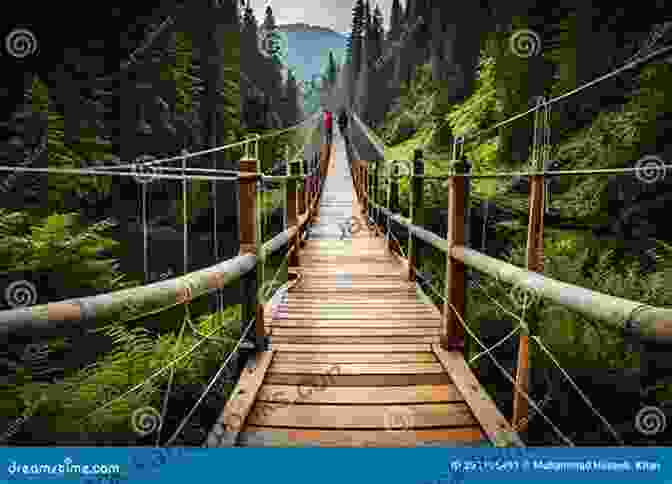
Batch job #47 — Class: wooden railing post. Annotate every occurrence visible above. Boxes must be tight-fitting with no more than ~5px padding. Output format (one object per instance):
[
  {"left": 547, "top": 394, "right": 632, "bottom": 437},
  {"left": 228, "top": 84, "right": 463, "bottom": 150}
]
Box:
[
  {"left": 238, "top": 157, "right": 265, "bottom": 350},
  {"left": 303, "top": 159, "right": 313, "bottom": 218},
  {"left": 367, "top": 161, "right": 375, "bottom": 226},
  {"left": 371, "top": 161, "right": 379, "bottom": 235},
  {"left": 321, "top": 143, "right": 329, "bottom": 179},
  {"left": 361, "top": 161, "right": 368, "bottom": 215},
  {"left": 356, "top": 161, "right": 361, "bottom": 201},
  {"left": 388, "top": 161, "right": 399, "bottom": 253},
  {"left": 408, "top": 149, "right": 424, "bottom": 281},
  {"left": 355, "top": 159, "right": 359, "bottom": 197},
  {"left": 311, "top": 153, "right": 317, "bottom": 208},
  {"left": 512, "top": 172, "right": 545, "bottom": 433},
  {"left": 287, "top": 160, "right": 299, "bottom": 267},
  {"left": 441, "top": 156, "right": 468, "bottom": 352},
  {"left": 298, "top": 157, "right": 306, "bottom": 217}
]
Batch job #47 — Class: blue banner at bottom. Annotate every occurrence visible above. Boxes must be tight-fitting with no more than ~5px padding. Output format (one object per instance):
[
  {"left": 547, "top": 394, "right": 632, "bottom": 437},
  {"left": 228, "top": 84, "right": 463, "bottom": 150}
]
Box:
[{"left": 0, "top": 447, "right": 667, "bottom": 484}]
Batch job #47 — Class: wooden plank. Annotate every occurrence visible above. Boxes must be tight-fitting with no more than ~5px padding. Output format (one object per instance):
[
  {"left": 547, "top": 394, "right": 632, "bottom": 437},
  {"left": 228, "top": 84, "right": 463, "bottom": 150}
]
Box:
[
  {"left": 256, "top": 384, "right": 463, "bottom": 404},
  {"left": 286, "top": 297, "right": 423, "bottom": 303},
  {"left": 270, "top": 336, "right": 441, "bottom": 344},
  {"left": 271, "top": 314, "right": 440, "bottom": 321},
  {"left": 294, "top": 283, "right": 414, "bottom": 288},
  {"left": 276, "top": 308, "right": 439, "bottom": 314},
  {"left": 269, "top": 320, "right": 441, "bottom": 328},
  {"left": 246, "top": 402, "right": 476, "bottom": 428},
  {"left": 268, "top": 362, "right": 445, "bottom": 374},
  {"left": 289, "top": 289, "right": 417, "bottom": 294},
  {"left": 205, "top": 350, "right": 275, "bottom": 447},
  {"left": 282, "top": 300, "right": 428, "bottom": 305},
  {"left": 239, "top": 427, "right": 487, "bottom": 447},
  {"left": 299, "top": 270, "right": 403, "bottom": 275},
  {"left": 264, "top": 373, "right": 452, "bottom": 386},
  {"left": 272, "top": 352, "right": 436, "bottom": 363},
  {"left": 432, "top": 344, "right": 524, "bottom": 447},
  {"left": 270, "top": 328, "right": 441, "bottom": 337},
  {"left": 271, "top": 343, "right": 433, "bottom": 352},
  {"left": 278, "top": 305, "right": 437, "bottom": 312}
]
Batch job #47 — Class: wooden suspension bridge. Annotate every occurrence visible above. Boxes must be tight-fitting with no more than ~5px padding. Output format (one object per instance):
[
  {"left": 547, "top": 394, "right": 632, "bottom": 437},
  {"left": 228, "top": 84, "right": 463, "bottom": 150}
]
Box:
[
  {"left": 204, "top": 131, "right": 522, "bottom": 447},
  {"left": 2, "top": 109, "right": 671, "bottom": 448}
]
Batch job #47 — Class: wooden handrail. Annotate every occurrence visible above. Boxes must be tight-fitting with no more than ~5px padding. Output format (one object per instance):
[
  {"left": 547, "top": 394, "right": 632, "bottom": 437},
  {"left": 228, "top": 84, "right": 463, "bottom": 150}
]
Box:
[
  {"left": 345, "top": 102, "right": 672, "bottom": 438},
  {"left": 0, "top": 129, "right": 327, "bottom": 342},
  {"left": 367, "top": 201, "right": 672, "bottom": 343}
]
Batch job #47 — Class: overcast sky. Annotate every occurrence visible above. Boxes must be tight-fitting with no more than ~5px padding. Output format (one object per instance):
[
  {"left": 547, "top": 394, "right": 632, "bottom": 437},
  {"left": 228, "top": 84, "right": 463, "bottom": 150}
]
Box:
[{"left": 250, "top": 0, "right": 395, "bottom": 34}]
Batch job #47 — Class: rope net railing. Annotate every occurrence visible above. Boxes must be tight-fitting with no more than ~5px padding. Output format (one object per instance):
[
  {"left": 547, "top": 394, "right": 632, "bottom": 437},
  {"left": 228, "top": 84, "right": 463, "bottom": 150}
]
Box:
[
  {"left": 345, "top": 37, "right": 672, "bottom": 445},
  {"left": 0, "top": 104, "right": 329, "bottom": 445}
]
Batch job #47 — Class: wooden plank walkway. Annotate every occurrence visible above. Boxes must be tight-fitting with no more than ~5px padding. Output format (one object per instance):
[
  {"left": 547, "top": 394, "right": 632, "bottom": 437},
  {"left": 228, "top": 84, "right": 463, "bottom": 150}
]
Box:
[{"left": 206, "top": 133, "right": 521, "bottom": 447}]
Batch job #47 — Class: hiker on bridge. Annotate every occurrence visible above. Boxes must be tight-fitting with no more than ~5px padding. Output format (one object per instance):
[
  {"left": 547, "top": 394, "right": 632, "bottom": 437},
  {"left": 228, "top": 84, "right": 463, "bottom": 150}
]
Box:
[
  {"left": 338, "top": 108, "right": 348, "bottom": 135},
  {"left": 324, "top": 109, "right": 333, "bottom": 144}
]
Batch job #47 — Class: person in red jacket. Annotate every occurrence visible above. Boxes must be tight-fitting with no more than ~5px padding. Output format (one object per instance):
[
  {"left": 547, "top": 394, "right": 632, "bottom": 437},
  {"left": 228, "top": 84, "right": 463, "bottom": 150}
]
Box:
[{"left": 324, "top": 110, "right": 333, "bottom": 144}]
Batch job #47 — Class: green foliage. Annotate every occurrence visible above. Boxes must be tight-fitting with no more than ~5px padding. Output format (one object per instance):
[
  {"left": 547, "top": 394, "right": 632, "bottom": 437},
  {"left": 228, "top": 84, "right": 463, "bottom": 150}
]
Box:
[
  {"left": 161, "top": 31, "right": 197, "bottom": 115},
  {"left": 378, "top": 63, "right": 438, "bottom": 144},
  {"left": 444, "top": 57, "right": 500, "bottom": 139},
  {"left": 375, "top": 23, "right": 672, "bottom": 396},
  {"left": 30, "top": 78, "right": 115, "bottom": 212},
  {"left": 0, "top": 209, "right": 134, "bottom": 292},
  {"left": 554, "top": 62, "right": 672, "bottom": 221},
  {"left": 2, "top": 305, "right": 241, "bottom": 440}
]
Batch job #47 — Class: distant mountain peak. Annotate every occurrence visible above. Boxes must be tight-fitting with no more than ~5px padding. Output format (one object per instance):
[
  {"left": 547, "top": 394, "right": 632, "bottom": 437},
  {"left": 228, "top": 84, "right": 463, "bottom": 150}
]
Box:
[{"left": 277, "top": 23, "right": 343, "bottom": 35}]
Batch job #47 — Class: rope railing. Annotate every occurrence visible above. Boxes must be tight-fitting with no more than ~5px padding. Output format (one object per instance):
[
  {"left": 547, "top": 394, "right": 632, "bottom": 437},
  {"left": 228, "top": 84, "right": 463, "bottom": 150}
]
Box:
[
  {"left": 0, "top": 108, "right": 332, "bottom": 446},
  {"left": 347, "top": 55, "right": 672, "bottom": 439},
  {"left": 0, "top": 123, "right": 329, "bottom": 342}
]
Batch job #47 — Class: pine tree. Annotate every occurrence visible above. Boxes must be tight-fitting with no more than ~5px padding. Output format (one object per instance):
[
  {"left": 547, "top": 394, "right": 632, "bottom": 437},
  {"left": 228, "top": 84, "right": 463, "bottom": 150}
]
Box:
[
  {"left": 285, "top": 68, "right": 300, "bottom": 125},
  {"left": 372, "top": 5, "right": 384, "bottom": 62},
  {"left": 327, "top": 51, "right": 338, "bottom": 87},
  {"left": 365, "top": 1, "right": 372, "bottom": 34},
  {"left": 262, "top": 6, "right": 284, "bottom": 66},
  {"left": 241, "top": 5, "right": 258, "bottom": 47},
  {"left": 389, "top": 0, "right": 402, "bottom": 41},
  {"left": 350, "top": 0, "right": 365, "bottom": 78},
  {"left": 404, "top": 0, "right": 414, "bottom": 24}
]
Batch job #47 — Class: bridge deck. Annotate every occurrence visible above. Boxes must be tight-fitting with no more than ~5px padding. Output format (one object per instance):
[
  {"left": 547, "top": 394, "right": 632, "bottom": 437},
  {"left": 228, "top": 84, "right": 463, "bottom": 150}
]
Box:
[{"left": 207, "top": 133, "right": 519, "bottom": 447}]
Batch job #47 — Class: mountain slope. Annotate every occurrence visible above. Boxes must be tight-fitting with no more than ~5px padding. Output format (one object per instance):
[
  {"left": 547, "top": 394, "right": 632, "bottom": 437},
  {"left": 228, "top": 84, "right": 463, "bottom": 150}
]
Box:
[{"left": 277, "top": 24, "right": 347, "bottom": 84}]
